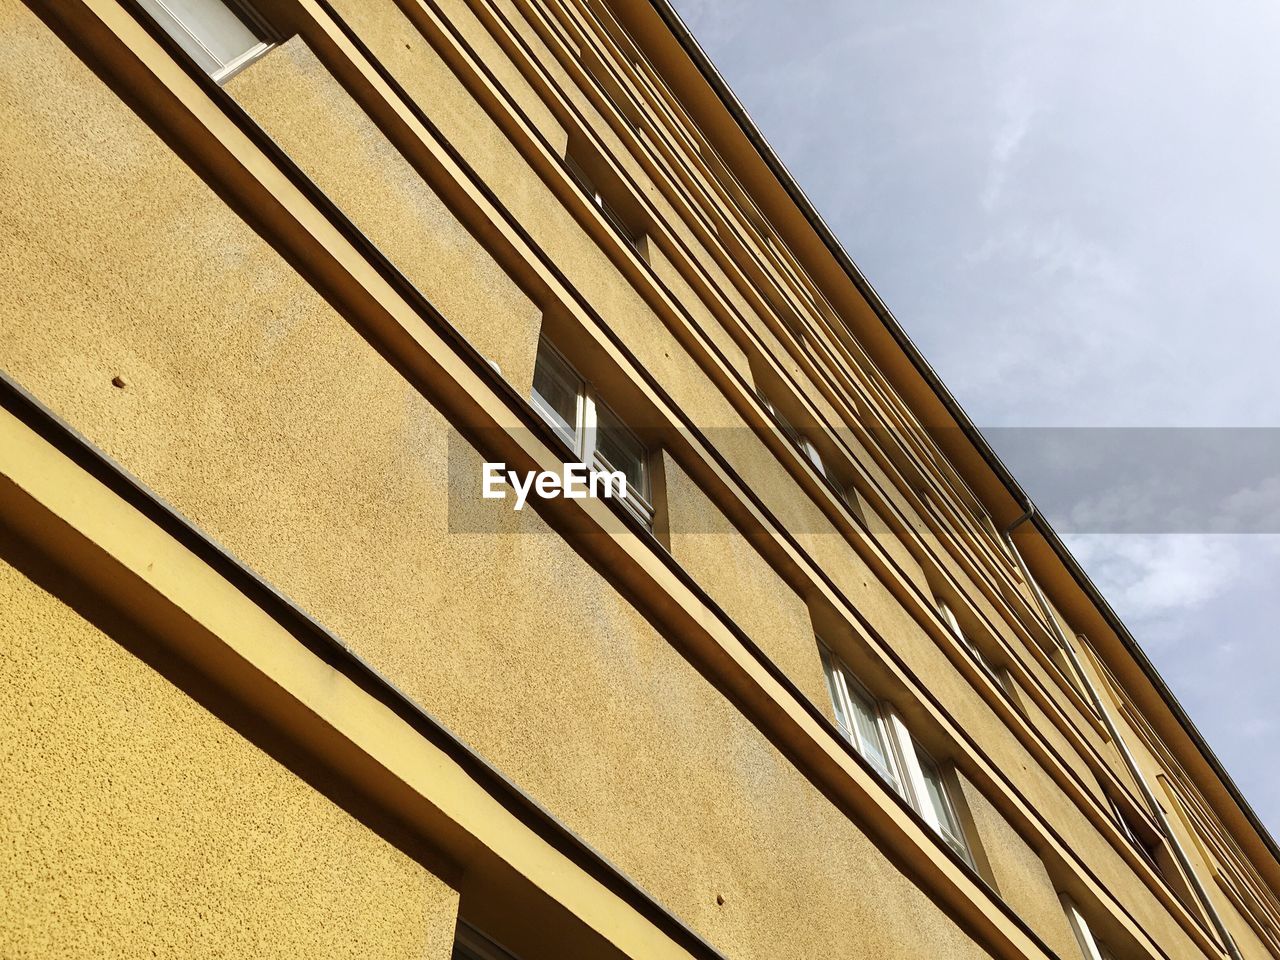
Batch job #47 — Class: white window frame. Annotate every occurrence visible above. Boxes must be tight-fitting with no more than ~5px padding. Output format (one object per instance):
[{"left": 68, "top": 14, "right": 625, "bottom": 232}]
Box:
[
  {"left": 136, "top": 0, "right": 272, "bottom": 83},
  {"left": 758, "top": 392, "right": 798, "bottom": 445},
  {"left": 911, "top": 739, "right": 976, "bottom": 869},
  {"left": 938, "top": 599, "right": 1020, "bottom": 703},
  {"left": 758, "top": 391, "right": 866, "bottom": 526},
  {"left": 798, "top": 435, "right": 827, "bottom": 477},
  {"left": 760, "top": 392, "right": 833, "bottom": 481},
  {"left": 819, "top": 642, "right": 977, "bottom": 868},
  {"left": 938, "top": 599, "right": 991, "bottom": 669},
  {"left": 820, "top": 644, "right": 906, "bottom": 794},
  {"left": 531, "top": 338, "right": 654, "bottom": 529},
  {"left": 1061, "top": 894, "right": 1116, "bottom": 960}
]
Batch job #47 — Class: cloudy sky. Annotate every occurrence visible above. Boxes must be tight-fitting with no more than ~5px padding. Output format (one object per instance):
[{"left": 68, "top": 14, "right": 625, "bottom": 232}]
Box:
[{"left": 670, "top": 0, "right": 1280, "bottom": 834}]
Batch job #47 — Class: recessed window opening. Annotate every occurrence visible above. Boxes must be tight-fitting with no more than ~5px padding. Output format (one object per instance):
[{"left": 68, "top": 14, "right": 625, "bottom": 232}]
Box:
[
  {"left": 820, "top": 642, "right": 978, "bottom": 869},
  {"left": 580, "top": 47, "right": 645, "bottom": 130},
  {"left": 531, "top": 337, "right": 654, "bottom": 529},
  {"left": 1109, "top": 793, "right": 1162, "bottom": 867},
  {"left": 770, "top": 296, "right": 809, "bottom": 346},
  {"left": 758, "top": 391, "right": 824, "bottom": 475},
  {"left": 136, "top": 0, "right": 273, "bottom": 82},
  {"left": 820, "top": 644, "right": 902, "bottom": 792},
  {"left": 936, "top": 599, "right": 1020, "bottom": 704},
  {"left": 759, "top": 389, "right": 865, "bottom": 524},
  {"left": 915, "top": 741, "right": 973, "bottom": 866},
  {"left": 454, "top": 923, "right": 523, "bottom": 960},
  {"left": 563, "top": 147, "right": 647, "bottom": 256},
  {"left": 1061, "top": 895, "right": 1119, "bottom": 960},
  {"left": 937, "top": 599, "right": 996, "bottom": 673},
  {"left": 1105, "top": 782, "right": 1195, "bottom": 907}
]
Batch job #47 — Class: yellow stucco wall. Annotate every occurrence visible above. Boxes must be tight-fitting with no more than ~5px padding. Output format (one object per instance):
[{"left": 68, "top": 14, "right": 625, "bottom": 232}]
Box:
[
  {"left": 0, "top": 2, "right": 1225, "bottom": 959},
  {"left": 661, "top": 450, "right": 831, "bottom": 711},
  {"left": 237, "top": 9, "right": 1217, "bottom": 953},
  {"left": 0, "top": 552, "right": 459, "bottom": 960},
  {"left": 645, "top": 241, "right": 753, "bottom": 384},
  {"left": 0, "top": 9, "right": 992, "bottom": 958},
  {"left": 227, "top": 37, "right": 543, "bottom": 394},
  {"left": 954, "top": 769, "right": 1082, "bottom": 959}
]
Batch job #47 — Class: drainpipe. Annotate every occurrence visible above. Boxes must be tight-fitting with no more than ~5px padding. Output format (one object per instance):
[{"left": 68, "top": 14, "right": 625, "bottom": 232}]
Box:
[{"left": 1002, "top": 505, "right": 1242, "bottom": 960}]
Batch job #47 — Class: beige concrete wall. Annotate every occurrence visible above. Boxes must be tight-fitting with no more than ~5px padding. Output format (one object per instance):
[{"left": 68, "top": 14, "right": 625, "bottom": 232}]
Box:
[
  {"left": 228, "top": 37, "right": 542, "bottom": 393},
  {"left": 0, "top": 553, "right": 459, "bottom": 960}
]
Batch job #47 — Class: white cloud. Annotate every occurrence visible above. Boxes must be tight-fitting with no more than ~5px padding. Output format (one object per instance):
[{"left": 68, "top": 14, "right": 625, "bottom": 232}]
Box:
[
  {"left": 1065, "top": 533, "right": 1245, "bottom": 621},
  {"left": 981, "top": 79, "right": 1037, "bottom": 212}
]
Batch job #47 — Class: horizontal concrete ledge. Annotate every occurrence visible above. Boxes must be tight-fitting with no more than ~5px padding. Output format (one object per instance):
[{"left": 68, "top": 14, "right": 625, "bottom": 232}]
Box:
[{"left": 0, "top": 372, "right": 722, "bottom": 960}]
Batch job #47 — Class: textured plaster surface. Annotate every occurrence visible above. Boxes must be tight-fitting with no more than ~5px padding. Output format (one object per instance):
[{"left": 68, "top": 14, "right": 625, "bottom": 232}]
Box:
[
  {"left": 330, "top": 2, "right": 1038, "bottom": 750},
  {"left": 646, "top": 242, "right": 752, "bottom": 384},
  {"left": 0, "top": 11, "right": 989, "bottom": 958},
  {"left": 228, "top": 38, "right": 542, "bottom": 394},
  {"left": 0, "top": 3, "right": 1206, "bottom": 959},
  {"left": 0, "top": 556, "right": 459, "bottom": 960},
  {"left": 955, "top": 769, "right": 1083, "bottom": 959},
  {"left": 662, "top": 451, "right": 831, "bottom": 711},
  {"left": 466, "top": 0, "right": 1121, "bottom": 787}
]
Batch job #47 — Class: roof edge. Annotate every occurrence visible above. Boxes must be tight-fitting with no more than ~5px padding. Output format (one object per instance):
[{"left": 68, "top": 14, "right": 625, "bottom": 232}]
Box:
[{"left": 641, "top": 0, "right": 1280, "bottom": 874}]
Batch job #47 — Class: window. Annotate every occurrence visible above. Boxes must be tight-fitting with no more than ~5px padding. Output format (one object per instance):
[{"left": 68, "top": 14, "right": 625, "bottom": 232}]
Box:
[
  {"left": 1061, "top": 894, "right": 1118, "bottom": 960},
  {"left": 1107, "top": 792, "right": 1162, "bottom": 868},
  {"left": 820, "top": 642, "right": 977, "bottom": 869},
  {"left": 760, "top": 391, "right": 834, "bottom": 483},
  {"left": 936, "top": 599, "right": 1019, "bottom": 703},
  {"left": 1104, "top": 782, "right": 1198, "bottom": 906},
  {"left": 454, "top": 923, "right": 521, "bottom": 960},
  {"left": 136, "top": 0, "right": 272, "bottom": 82},
  {"left": 564, "top": 152, "right": 646, "bottom": 254},
  {"left": 821, "top": 644, "right": 901, "bottom": 791},
  {"left": 915, "top": 742, "right": 973, "bottom": 866},
  {"left": 759, "top": 392, "right": 805, "bottom": 455},
  {"left": 937, "top": 600, "right": 995, "bottom": 673},
  {"left": 531, "top": 338, "right": 654, "bottom": 528},
  {"left": 1050, "top": 632, "right": 1100, "bottom": 715},
  {"left": 798, "top": 434, "right": 826, "bottom": 477},
  {"left": 758, "top": 388, "right": 865, "bottom": 526},
  {"left": 770, "top": 297, "right": 809, "bottom": 346}
]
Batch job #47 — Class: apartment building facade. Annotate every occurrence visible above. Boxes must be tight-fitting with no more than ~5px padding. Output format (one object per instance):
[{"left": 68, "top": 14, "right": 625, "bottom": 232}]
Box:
[{"left": 1, "top": 1, "right": 1277, "bottom": 958}]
